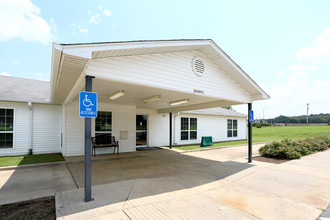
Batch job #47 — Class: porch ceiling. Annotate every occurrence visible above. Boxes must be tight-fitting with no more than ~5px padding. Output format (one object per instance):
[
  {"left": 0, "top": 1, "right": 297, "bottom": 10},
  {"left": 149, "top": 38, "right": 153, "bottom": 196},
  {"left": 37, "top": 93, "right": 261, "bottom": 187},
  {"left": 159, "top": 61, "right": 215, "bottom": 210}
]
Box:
[{"left": 70, "top": 78, "right": 241, "bottom": 113}]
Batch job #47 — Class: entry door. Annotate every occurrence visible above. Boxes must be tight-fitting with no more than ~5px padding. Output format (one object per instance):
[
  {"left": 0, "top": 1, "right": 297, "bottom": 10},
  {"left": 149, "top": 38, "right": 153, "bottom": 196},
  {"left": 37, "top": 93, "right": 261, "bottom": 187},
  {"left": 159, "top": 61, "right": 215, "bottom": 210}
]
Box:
[{"left": 136, "top": 115, "right": 147, "bottom": 147}]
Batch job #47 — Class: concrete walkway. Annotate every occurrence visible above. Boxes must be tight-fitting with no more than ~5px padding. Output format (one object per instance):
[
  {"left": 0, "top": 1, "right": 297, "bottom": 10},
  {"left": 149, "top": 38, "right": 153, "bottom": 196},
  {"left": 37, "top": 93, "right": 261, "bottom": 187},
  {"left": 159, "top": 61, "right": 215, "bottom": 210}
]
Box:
[
  {"left": 0, "top": 163, "right": 77, "bottom": 205},
  {"left": 55, "top": 144, "right": 330, "bottom": 220}
]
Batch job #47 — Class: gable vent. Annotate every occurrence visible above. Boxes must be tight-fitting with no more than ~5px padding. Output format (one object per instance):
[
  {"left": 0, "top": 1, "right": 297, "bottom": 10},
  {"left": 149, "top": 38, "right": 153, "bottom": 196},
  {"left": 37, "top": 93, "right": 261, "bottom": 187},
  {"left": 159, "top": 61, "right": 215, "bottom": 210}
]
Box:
[{"left": 192, "top": 57, "right": 205, "bottom": 77}]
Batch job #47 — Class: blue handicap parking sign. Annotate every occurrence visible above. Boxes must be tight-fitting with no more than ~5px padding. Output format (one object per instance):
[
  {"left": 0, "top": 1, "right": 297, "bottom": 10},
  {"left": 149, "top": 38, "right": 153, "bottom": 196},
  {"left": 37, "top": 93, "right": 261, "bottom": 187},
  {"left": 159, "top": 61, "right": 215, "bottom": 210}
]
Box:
[
  {"left": 79, "top": 91, "right": 97, "bottom": 118},
  {"left": 249, "top": 110, "right": 254, "bottom": 123}
]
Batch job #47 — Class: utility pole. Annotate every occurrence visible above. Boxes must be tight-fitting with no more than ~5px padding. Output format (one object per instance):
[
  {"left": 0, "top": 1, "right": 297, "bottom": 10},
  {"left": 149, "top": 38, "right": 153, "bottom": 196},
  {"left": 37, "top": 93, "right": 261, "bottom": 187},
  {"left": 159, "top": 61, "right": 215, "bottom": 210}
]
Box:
[
  {"left": 263, "top": 109, "right": 265, "bottom": 123},
  {"left": 306, "top": 103, "right": 309, "bottom": 126}
]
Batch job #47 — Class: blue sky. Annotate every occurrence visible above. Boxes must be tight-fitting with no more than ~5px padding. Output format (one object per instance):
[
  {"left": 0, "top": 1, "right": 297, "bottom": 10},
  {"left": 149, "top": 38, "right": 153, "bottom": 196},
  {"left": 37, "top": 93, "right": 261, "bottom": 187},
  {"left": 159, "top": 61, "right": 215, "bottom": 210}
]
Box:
[{"left": 0, "top": 0, "right": 329, "bottom": 118}]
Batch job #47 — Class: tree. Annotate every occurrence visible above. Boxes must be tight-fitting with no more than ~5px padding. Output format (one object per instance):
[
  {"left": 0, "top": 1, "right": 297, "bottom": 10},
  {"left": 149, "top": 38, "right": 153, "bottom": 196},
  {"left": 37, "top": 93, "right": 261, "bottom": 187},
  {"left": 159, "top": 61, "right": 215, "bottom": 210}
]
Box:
[{"left": 222, "top": 106, "right": 233, "bottom": 110}]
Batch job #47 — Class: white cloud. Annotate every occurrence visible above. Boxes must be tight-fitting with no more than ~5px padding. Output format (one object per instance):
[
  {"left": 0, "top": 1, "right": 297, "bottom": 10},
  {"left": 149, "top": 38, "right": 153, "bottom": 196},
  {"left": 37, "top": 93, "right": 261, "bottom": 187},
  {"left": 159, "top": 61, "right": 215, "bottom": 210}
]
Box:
[
  {"left": 89, "top": 14, "right": 101, "bottom": 24},
  {"left": 0, "top": 72, "right": 10, "bottom": 76},
  {"left": 235, "top": 27, "right": 330, "bottom": 118},
  {"left": 103, "top": 9, "right": 112, "bottom": 17},
  {"left": 34, "top": 72, "right": 50, "bottom": 81},
  {"left": 79, "top": 28, "right": 89, "bottom": 34},
  {"left": 0, "top": 0, "right": 53, "bottom": 44},
  {"left": 70, "top": 23, "right": 88, "bottom": 35},
  {"left": 88, "top": 7, "right": 112, "bottom": 25},
  {"left": 297, "top": 27, "right": 330, "bottom": 64}
]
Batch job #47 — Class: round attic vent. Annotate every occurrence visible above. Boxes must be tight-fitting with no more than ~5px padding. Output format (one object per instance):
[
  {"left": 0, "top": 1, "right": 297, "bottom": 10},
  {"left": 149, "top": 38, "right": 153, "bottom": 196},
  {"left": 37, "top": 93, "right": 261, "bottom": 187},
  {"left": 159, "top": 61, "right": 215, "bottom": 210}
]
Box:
[{"left": 192, "top": 57, "right": 205, "bottom": 77}]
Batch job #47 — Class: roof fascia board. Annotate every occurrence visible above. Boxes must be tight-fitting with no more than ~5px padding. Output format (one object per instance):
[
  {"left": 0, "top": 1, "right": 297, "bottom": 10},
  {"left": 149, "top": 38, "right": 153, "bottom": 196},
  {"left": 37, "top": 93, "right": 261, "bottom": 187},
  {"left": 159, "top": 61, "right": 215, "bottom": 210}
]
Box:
[
  {"left": 50, "top": 43, "right": 63, "bottom": 103},
  {"left": 60, "top": 40, "right": 211, "bottom": 59}
]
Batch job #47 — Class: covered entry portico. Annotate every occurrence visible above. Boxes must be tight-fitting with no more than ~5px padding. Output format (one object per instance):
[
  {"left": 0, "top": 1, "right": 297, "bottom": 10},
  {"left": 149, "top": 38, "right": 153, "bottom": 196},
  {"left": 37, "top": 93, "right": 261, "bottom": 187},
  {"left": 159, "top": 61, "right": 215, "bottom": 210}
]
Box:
[{"left": 51, "top": 39, "right": 269, "bottom": 201}]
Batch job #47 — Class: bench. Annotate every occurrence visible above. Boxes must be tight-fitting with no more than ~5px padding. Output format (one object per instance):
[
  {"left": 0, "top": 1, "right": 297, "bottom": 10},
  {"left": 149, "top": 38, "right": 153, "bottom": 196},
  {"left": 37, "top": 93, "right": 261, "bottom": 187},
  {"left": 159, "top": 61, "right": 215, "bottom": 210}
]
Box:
[{"left": 91, "top": 136, "right": 119, "bottom": 156}]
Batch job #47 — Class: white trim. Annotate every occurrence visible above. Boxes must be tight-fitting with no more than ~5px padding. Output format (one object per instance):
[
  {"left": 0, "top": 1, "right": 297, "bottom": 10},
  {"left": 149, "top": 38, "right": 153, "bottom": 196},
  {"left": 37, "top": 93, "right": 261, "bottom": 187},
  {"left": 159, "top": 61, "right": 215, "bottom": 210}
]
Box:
[
  {"left": 0, "top": 107, "right": 15, "bottom": 150},
  {"left": 180, "top": 117, "right": 197, "bottom": 141},
  {"left": 136, "top": 114, "right": 149, "bottom": 148}
]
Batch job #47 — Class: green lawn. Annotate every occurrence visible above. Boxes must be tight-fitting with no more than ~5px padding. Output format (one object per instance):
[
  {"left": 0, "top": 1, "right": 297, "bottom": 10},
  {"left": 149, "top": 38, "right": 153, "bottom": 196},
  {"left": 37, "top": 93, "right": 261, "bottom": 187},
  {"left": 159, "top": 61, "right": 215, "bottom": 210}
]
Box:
[
  {"left": 173, "top": 126, "right": 330, "bottom": 151},
  {"left": 0, "top": 153, "right": 65, "bottom": 167}
]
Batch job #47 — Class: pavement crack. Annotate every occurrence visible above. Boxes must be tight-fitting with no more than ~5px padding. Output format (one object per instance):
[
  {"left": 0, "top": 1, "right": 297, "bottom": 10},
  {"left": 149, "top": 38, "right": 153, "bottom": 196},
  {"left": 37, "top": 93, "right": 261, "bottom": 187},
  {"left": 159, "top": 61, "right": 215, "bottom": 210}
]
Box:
[
  {"left": 66, "top": 163, "right": 79, "bottom": 189},
  {"left": 123, "top": 179, "right": 137, "bottom": 210}
]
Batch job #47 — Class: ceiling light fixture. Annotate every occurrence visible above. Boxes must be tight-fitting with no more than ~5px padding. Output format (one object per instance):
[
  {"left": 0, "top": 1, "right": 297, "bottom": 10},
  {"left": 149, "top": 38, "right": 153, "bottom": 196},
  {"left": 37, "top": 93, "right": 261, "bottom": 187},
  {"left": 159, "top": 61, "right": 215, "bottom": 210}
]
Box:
[
  {"left": 169, "top": 98, "right": 189, "bottom": 106},
  {"left": 109, "top": 90, "right": 125, "bottom": 100},
  {"left": 143, "top": 95, "right": 161, "bottom": 103}
]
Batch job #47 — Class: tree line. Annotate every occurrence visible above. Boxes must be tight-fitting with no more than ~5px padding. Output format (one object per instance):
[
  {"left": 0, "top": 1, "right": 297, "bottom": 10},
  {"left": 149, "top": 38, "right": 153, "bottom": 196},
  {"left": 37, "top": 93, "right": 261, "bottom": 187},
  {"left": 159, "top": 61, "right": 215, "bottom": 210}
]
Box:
[{"left": 265, "top": 113, "right": 330, "bottom": 124}]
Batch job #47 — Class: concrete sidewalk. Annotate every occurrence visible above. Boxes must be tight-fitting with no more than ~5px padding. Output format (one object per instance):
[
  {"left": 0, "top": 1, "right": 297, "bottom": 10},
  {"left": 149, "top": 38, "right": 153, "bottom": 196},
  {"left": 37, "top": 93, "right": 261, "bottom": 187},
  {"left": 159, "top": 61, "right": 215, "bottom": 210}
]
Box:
[
  {"left": 0, "top": 164, "right": 77, "bottom": 206},
  {"left": 56, "top": 145, "right": 330, "bottom": 220}
]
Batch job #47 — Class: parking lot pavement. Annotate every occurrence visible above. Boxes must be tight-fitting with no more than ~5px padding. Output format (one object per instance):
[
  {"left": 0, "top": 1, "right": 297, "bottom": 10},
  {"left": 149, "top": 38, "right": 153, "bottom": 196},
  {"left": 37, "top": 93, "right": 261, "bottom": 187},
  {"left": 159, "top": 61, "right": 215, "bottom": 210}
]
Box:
[{"left": 56, "top": 146, "right": 330, "bottom": 219}]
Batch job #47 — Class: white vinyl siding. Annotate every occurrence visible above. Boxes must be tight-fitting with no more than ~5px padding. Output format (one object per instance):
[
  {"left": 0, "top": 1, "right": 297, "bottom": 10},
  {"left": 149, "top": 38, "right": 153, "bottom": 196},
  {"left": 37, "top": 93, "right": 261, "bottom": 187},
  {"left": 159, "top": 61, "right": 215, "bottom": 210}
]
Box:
[
  {"left": 63, "top": 100, "right": 135, "bottom": 157},
  {"left": 86, "top": 51, "right": 251, "bottom": 103},
  {"left": 32, "top": 104, "right": 61, "bottom": 154},
  {"left": 174, "top": 114, "right": 246, "bottom": 145}
]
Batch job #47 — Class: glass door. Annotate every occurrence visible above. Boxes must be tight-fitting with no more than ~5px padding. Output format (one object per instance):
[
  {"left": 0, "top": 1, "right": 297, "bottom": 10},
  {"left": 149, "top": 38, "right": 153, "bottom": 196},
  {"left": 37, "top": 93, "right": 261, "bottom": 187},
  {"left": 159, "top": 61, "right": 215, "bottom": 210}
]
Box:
[{"left": 136, "top": 115, "right": 147, "bottom": 147}]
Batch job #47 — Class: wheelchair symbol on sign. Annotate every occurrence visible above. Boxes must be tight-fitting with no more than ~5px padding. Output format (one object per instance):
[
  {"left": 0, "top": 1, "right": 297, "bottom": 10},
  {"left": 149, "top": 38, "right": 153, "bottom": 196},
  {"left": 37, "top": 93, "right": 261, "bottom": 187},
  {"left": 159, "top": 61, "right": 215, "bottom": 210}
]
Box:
[{"left": 83, "top": 95, "right": 94, "bottom": 107}]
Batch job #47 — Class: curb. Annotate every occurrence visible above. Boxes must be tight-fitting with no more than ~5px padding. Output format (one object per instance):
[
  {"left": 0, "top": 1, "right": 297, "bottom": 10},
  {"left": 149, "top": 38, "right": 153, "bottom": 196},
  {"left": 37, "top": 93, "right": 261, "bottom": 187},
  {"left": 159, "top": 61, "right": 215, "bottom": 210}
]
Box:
[
  {"left": 0, "top": 154, "right": 150, "bottom": 171},
  {"left": 0, "top": 161, "right": 67, "bottom": 171},
  {"left": 178, "top": 142, "right": 269, "bottom": 153}
]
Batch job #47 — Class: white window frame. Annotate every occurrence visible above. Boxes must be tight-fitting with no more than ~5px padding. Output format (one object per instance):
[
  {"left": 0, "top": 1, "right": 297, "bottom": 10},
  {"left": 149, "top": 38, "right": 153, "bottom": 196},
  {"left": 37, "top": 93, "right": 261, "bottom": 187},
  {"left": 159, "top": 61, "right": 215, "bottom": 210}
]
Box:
[
  {"left": 94, "top": 111, "right": 112, "bottom": 144},
  {"left": 227, "top": 119, "right": 238, "bottom": 138},
  {"left": 0, "top": 108, "right": 15, "bottom": 149},
  {"left": 180, "top": 117, "right": 197, "bottom": 140}
]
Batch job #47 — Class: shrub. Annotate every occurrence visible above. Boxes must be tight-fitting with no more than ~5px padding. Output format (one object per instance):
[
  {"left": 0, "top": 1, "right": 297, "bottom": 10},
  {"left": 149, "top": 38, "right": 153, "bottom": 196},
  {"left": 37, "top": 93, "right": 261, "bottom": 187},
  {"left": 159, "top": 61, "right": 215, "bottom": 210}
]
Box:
[
  {"left": 260, "top": 122, "right": 270, "bottom": 127},
  {"left": 256, "top": 124, "right": 262, "bottom": 128},
  {"left": 259, "top": 136, "right": 330, "bottom": 160}
]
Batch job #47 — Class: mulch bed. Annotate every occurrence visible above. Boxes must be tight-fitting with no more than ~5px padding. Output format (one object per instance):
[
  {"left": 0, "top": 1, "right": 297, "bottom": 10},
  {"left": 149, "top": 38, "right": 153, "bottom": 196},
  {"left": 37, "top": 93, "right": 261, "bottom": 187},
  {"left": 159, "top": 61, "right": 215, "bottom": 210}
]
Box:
[
  {"left": 0, "top": 197, "right": 55, "bottom": 220},
  {"left": 253, "top": 156, "right": 289, "bottom": 164}
]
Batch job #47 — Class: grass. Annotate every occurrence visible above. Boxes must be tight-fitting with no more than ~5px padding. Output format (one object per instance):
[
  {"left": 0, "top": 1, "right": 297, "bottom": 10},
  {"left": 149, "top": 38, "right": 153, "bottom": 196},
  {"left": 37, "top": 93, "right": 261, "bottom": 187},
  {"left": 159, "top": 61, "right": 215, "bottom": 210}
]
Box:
[
  {"left": 173, "top": 126, "right": 330, "bottom": 151},
  {"left": 0, "top": 153, "right": 65, "bottom": 167}
]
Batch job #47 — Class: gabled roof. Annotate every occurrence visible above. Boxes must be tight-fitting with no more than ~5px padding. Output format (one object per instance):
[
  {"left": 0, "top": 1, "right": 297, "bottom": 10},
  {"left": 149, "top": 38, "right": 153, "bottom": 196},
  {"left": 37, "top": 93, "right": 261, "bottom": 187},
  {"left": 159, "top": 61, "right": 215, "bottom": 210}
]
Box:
[
  {"left": 0, "top": 75, "right": 50, "bottom": 103},
  {"left": 182, "top": 107, "right": 247, "bottom": 118},
  {"left": 51, "top": 39, "right": 270, "bottom": 104}
]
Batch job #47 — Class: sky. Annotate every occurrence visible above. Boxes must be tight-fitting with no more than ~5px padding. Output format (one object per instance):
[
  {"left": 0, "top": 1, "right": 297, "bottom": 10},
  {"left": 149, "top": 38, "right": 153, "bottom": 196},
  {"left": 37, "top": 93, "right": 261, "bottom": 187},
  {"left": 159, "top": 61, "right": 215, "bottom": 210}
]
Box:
[{"left": 0, "top": 0, "right": 329, "bottom": 119}]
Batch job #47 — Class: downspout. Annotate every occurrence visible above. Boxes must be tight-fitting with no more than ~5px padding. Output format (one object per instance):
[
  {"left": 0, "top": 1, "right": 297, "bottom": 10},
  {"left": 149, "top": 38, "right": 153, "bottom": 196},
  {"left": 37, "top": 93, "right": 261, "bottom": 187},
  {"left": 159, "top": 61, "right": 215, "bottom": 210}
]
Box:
[{"left": 28, "top": 102, "right": 33, "bottom": 155}]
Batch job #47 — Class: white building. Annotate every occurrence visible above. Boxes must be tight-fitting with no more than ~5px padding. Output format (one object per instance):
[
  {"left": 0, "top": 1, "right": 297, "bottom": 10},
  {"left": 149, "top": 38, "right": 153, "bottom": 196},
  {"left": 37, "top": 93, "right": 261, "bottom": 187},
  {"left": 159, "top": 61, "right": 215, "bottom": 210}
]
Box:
[{"left": 0, "top": 39, "right": 269, "bottom": 156}]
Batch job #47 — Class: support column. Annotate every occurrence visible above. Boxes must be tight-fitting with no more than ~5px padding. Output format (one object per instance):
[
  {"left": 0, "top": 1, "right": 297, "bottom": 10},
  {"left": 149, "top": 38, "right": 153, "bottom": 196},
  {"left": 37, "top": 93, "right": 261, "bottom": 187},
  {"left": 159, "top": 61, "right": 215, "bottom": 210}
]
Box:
[
  {"left": 169, "top": 112, "right": 172, "bottom": 149},
  {"left": 85, "top": 75, "right": 94, "bottom": 202},
  {"left": 248, "top": 103, "right": 252, "bottom": 163}
]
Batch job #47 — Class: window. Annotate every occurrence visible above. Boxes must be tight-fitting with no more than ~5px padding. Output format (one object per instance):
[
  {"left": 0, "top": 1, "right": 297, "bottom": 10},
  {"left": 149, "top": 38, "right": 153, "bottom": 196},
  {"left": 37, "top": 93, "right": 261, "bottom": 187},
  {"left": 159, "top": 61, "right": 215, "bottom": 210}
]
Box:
[
  {"left": 181, "top": 117, "right": 197, "bottom": 140},
  {"left": 227, "top": 119, "right": 238, "bottom": 137},
  {"left": 95, "top": 111, "right": 112, "bottom": 145},
  {"left": 0, "top": 108, "right": 14, "bottom": 148}
]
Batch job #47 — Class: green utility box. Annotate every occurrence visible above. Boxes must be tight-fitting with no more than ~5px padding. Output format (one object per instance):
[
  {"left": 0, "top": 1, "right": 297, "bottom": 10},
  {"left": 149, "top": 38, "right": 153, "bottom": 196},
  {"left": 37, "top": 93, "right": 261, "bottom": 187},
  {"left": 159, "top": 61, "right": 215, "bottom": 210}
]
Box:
[{"left": 200, "top": 136, "right": 213, "bottom": 147}]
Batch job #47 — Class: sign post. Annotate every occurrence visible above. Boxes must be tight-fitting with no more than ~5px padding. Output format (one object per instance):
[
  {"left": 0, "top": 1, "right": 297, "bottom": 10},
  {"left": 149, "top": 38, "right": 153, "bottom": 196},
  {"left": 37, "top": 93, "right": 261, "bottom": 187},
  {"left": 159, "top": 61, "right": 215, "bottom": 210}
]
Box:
[
  {"left": 248, "top": 105, "right": 253, "bottom": 163},
  {"left": 79, "top": 76, "right": 97, "bottom": 202}
]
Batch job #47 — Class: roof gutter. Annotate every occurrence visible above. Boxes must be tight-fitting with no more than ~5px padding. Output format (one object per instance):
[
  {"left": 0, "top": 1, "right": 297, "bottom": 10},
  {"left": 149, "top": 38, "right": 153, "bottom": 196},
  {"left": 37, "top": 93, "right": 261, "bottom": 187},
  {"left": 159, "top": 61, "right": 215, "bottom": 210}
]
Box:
[{"left": 50, "top": 43, "right": 64, "bottom": 103}]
